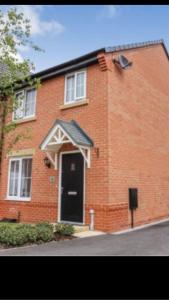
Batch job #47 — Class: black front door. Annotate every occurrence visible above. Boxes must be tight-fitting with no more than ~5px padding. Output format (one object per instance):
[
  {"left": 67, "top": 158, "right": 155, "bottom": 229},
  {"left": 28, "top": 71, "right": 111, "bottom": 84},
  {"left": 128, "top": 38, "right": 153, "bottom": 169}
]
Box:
[{"left": 60, "top": 152, "right": 84, "bottom": 223}]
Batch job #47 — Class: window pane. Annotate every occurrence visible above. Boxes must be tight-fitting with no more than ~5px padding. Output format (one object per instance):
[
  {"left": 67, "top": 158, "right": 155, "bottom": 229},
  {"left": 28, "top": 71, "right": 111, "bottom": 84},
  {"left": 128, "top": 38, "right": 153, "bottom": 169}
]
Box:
[
  {"left": 76, "top": 72, "right": 85, "bottom": 99},
  {"left": 66, "top": 75, "right": 75, "bottom": 102},
  {"left": 14, "top": 92, "right": 24, "bottom": 120},
  {"left": 20, "top": 158, "right": 32, "bottom": 197},
  {"left": 25, "top": 89, "right": 36, "bottom": 117},
  {"left": 9, "top": 160, "right": 19, "bottom": 196}
]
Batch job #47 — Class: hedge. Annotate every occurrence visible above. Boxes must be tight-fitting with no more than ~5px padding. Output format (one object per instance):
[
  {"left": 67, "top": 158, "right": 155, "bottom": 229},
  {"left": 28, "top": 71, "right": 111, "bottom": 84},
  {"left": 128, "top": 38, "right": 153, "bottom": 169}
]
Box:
[
  {"left": 55, "top": 223, "right": 74, "bottom": 235},
  {"left": 0, "top": 222, "right": 74, "bottom": 246}
]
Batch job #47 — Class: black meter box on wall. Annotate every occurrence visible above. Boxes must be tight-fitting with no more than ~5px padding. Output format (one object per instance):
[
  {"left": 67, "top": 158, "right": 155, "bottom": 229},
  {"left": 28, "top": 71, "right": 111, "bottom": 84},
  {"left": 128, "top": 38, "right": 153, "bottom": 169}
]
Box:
[{"left": 129, "top": 188, "right": 138, "bottom": 210}]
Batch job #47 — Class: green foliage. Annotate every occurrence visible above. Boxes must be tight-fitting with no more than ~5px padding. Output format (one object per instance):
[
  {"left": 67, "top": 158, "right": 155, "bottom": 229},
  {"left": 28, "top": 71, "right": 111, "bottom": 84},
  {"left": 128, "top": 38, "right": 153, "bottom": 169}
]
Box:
[
  {"left": 55, "top": 223, "right": 75, "bottom": 236},
  {"left": 0, "top": 7, "right": 42, "bottom": 99},
  {"left": 35, "top": 222, "right": 54, "bottom": 242},
  {"left": 0, "top": 222, "right": 54, "bottom": 246},
  {"left": 19, "top": 224, "right": 39, "bottom": 243},
  {"left": 0, "top": 224, "right": 27, "bottom": 246},
  {"left": 0, "top": 7, "right": 43, "bottom": 169},
  {"left": 0, "top": 222, "right": 74, "bottom": 247}
]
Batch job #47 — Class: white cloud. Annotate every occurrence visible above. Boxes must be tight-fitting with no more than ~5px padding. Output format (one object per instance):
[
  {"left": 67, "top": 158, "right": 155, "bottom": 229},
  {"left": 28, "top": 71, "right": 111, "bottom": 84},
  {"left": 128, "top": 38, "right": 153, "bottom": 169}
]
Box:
[
  {"left": 98, "top": 5, "right": 119, "bottom": 20},
  {"left": 106, "top": 5, "right": 118, "bottom": 18},
  {"left": 37, "top": 19, "right": 64, "bottom": 35},
  {"left": 10, "top": 51, "right": 24, "bottom": 63},
  {"left": 13, "top": 5, "right": 65, "bottom": 36},
  {"left": 0, "top": 5, "right": 65, "bottom": 64},
  {"left": 17, "top": 44, "right": 30, "bottom": 52}
]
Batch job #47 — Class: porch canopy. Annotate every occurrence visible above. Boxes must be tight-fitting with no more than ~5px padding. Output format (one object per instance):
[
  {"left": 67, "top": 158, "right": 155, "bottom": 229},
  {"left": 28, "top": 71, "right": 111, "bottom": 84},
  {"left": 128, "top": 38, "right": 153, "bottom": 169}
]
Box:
[{"left": 40, "top": 119, "right": 94, "bottom": 168}]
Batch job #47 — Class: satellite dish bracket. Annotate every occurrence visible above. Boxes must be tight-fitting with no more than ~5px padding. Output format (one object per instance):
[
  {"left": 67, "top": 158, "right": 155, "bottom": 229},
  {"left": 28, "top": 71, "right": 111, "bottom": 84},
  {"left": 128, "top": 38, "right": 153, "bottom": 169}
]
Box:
[{"left": 113, "top": 55, "right": 133, "bottom": 70}]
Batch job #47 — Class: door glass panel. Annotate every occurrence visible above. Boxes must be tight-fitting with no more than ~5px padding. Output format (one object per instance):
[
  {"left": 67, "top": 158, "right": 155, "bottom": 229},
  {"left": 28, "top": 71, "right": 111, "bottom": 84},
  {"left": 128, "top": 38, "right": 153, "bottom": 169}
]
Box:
[{"left": 70, "top": 162, "right": 76, "bottom": 171}]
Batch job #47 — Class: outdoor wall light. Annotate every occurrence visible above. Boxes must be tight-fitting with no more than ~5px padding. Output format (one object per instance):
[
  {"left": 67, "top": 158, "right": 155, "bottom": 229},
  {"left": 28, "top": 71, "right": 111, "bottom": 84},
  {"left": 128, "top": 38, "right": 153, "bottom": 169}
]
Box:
[
  {"left": 44, "top": 156, "right": 51, "bottom": 168},
  {"left": 95, "top": 147, "right": 100, "bottom": 158}
]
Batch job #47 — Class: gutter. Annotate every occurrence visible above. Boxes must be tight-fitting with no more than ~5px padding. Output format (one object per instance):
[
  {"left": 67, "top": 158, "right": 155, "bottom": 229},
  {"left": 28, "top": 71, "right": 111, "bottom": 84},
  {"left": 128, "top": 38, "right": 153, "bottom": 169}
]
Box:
[
  {"left": 36, "top": 56, "right": 98, "bottom": 82},
  {"left": 31, "top": 47, "right": 105, "bottom": 81},
  {"left": 19, "top": 50, "right": 104, "bottom": 89}
]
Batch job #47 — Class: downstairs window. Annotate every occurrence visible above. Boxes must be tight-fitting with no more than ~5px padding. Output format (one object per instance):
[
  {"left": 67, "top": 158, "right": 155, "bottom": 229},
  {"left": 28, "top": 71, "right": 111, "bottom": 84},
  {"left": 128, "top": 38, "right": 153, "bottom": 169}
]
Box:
[{"left": 7, "top": 157, "right": 32, "bottom": 201}]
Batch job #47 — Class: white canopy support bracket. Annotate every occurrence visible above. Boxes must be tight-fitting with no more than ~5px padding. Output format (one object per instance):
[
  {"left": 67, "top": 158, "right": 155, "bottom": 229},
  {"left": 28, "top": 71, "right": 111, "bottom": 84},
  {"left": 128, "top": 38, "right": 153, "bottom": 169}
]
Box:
[
  {"left": 45, "top": 147, "right": 91, "bottom": 169},
  {"left": 79, "top": 147, "right": 91, "bottom": 168},
  {"left": 54, "top": 153, "right": 58, "bottom": 170},
  {"left": 46, "top": 151, "right": 58, "bottom": 169}
]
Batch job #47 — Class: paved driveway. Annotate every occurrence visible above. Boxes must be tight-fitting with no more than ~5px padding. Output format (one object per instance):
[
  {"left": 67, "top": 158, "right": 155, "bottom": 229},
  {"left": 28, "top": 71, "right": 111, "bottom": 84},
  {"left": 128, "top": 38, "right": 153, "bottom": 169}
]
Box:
[{"left": 1, "top": 220, "right": 169, "bottom": 256}]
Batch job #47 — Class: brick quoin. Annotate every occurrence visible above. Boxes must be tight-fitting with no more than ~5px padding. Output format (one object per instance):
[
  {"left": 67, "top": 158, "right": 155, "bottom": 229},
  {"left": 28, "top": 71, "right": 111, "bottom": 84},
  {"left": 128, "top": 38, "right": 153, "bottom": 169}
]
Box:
[{"left": 0, "top": 41, "right": 169, "bottom": 232}]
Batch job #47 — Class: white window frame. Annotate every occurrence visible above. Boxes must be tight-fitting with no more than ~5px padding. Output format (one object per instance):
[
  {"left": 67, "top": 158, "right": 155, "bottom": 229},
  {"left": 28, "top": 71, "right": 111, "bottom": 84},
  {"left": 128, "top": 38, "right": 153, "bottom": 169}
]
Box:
[
  {"left": 12, "top": 87, "right": 37, "bottom": 121},
  {"left": 7, "top": 156, "right": 33, "bottom": 201},
  {"left": 64, "top": 69, "right": 87, "bottom": 104}
]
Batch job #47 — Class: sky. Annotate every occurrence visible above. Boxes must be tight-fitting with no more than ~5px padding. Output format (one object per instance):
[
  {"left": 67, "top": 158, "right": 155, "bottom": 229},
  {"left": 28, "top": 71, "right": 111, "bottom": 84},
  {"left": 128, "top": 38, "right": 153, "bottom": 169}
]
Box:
[{"left": 1, "top": 5, "right": 169, "bottom": 72}]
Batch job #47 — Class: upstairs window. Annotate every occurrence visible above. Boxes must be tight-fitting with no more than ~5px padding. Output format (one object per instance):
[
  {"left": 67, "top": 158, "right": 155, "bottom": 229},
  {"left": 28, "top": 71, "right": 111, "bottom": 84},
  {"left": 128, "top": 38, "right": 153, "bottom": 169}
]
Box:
[
  {"left": 65, "top": 70, "right": 86, "bottom": 104},
  {"left": 13, "top": 88, "right": 36, "bottom": 120}
]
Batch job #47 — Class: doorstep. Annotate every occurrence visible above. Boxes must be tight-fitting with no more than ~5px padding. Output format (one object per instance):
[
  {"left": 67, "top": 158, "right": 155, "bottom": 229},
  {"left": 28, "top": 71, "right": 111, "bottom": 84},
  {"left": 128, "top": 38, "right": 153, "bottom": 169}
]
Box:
[
  {"left": 73, "top": 225, "right": 90, "bottom": 233},
  {"left": 52, "top": 223, "right": 90, "bottom": 233},
  {"left": 73, "top": 230, "right": 105, "bottom": 238}
]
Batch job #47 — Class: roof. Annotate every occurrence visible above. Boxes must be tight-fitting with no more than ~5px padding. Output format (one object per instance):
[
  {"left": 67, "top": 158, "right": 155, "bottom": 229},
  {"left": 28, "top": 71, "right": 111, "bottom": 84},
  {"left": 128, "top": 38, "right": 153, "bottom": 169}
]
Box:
[
  {"left": 40, "top": 119, "right": 94, "bottom": 149},
  {"left": 105, "top": 39, "right": 169, "bottom": 57},
  {"left": 31, "top": 39, "right": 168, "bottom": 83}
]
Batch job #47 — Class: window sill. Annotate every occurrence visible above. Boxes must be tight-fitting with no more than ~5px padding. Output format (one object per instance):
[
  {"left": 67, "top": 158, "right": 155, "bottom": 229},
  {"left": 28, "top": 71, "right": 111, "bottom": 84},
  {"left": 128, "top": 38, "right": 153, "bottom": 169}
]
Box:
[
  {"left": 13, "top": 116, "right": 37, "bottom": 124},
  {"left": 5, "top": 198, "right": 31, "bottom": 202},
  {"left": 60, "top": 99, "right": 89, "bottom": 110}
]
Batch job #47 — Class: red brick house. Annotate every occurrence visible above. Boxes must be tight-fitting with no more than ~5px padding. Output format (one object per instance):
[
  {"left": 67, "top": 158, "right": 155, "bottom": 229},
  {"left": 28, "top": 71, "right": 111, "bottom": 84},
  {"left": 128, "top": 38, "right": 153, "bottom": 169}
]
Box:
[{"left": 0, "top": 39, "right": 169, "bottom": 232}]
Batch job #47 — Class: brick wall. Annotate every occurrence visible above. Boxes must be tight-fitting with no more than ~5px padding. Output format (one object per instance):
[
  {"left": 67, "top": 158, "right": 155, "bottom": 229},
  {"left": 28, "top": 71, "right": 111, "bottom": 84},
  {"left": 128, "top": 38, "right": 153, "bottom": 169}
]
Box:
[
  {"left": 0, "top": 61, "right": 111, "bottom": 229},
  {"left": 107, "top": 44, "right": 169, "bottom": 230},
  {"left": 0, "top": 44, "right": 169, "bottom": 233}
]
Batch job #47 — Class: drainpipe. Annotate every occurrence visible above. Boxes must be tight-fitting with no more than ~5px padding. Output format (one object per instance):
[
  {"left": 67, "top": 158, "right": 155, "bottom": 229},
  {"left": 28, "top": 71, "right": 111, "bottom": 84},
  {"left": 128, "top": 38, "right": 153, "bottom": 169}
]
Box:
[
  {"left": 0, "top": 98, "right": 7, "bottom": 176},
  {"left": 89, "top": 209, "right": 95, "bottom": 231}
]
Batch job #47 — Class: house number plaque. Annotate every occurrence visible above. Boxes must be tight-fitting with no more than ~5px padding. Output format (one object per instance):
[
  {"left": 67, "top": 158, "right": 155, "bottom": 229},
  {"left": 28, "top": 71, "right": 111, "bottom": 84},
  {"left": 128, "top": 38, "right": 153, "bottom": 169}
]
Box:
[{"left": 49, "top": 176, "right": 55, "bottom": 183}]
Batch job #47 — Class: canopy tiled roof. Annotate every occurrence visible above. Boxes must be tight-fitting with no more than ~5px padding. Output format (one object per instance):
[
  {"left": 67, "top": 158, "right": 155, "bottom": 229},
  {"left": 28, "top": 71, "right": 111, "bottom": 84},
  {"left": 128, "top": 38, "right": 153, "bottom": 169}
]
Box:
[
  {"left": 40, "top": 119, "right": 94, "bottom": 149},
  {"left": 40, "top": 119, "right": 93, "bottom": 168},
  {"left": 57, "top": 119, "right": 94, "bottom": 147}
]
